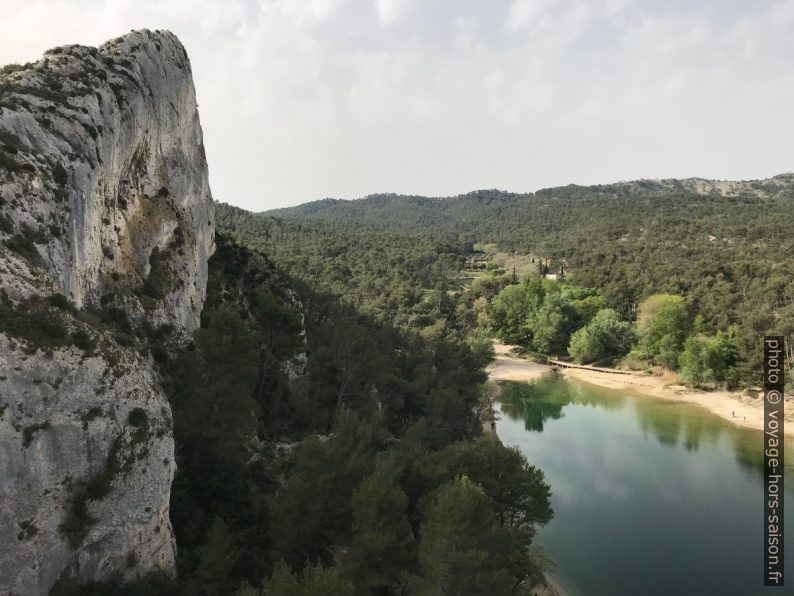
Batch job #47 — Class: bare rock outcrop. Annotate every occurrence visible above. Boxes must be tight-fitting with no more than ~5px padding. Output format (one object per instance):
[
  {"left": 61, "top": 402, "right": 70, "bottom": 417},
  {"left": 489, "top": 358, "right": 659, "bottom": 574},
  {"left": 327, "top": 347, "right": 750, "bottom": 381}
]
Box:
[{"left": 0, "top": 29, "right": 214, "bottom": 595}]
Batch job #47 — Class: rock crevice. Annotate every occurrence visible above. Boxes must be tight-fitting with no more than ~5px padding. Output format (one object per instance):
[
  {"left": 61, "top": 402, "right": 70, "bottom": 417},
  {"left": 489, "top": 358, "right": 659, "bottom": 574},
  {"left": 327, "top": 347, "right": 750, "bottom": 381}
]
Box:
[{"left": 0, "top": 29, "right": 214, "bottom": 595}]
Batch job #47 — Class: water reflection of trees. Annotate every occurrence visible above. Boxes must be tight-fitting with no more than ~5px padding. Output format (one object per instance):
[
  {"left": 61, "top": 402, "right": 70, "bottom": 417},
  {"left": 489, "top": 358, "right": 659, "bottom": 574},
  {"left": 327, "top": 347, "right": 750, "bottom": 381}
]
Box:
[
  {"left": 730, "top": 432, "right": 794, "bottom": 478},
  {"left": 497, "top": 375, "right": 625, "bottom": 432},
  {"left": 498, "top": 376, "right": 794, "bottom": 479},
  {"left": 633, "top": 397, "right": 792, "bottom": 479},
  {"left": 634, "top": 400, "right": 723, "bottom": 452}
]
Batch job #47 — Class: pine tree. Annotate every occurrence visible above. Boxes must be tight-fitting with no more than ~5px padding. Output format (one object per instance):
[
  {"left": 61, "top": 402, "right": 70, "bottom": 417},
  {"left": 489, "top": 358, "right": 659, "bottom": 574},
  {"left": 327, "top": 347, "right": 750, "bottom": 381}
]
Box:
[
  {"left": 262, "top": 561, "right": 354, "bottom": 596},
  {"left": 196, "top": 517, "right": 238, "bottom": 596},
  {"left": 343, "top": 456, "right": 413, "bottom": 594},
  {"left": 410, "top": 476, "right": 514, "bottom": 596}
]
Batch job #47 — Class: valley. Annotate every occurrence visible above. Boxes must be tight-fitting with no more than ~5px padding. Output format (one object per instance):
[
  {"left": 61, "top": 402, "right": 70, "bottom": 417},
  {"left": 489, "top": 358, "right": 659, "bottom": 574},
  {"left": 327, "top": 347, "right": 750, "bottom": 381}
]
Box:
[{"left": 1, "top": 27, "right": 792, "bottom": 596}]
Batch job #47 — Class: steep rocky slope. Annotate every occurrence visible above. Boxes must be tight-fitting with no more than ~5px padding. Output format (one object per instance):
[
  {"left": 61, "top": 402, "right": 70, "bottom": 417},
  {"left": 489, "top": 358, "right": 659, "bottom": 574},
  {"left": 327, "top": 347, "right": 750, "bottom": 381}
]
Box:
[{"left": 0, "top": 30, "right": 214, "bottom": 594}]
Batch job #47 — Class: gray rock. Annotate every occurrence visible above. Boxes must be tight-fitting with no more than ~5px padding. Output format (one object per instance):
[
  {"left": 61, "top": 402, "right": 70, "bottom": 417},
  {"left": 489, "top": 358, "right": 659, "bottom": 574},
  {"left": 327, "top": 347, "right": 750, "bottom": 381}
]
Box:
[
  {"left": 0, "top": 335, "right": 176, "bottom": 594},
  {"left": 0, "top": 28, "right": 214, "bottom": 331},
  {"left": 0, "top": 29, "right": 214, "bottom": 594}
]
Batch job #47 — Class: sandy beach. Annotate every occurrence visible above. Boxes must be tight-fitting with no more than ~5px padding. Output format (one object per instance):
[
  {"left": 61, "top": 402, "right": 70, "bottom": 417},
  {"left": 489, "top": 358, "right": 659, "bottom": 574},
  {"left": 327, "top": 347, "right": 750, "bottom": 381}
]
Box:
[
  {"left": 487, "top": 341, "right": 794, "bottom": 437},
  {"left": 486, "top": 341, "right": 550, "bottom": 382},
  {"left": 529, "top": 575, "right": 566, "bottom": 596}
]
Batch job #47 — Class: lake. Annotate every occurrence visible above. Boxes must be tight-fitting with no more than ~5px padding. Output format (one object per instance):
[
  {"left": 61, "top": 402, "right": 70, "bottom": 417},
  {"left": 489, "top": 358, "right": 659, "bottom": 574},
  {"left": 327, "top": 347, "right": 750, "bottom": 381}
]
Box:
[{"left": 495, "top": 375, "right": 794, "bottom": 596}]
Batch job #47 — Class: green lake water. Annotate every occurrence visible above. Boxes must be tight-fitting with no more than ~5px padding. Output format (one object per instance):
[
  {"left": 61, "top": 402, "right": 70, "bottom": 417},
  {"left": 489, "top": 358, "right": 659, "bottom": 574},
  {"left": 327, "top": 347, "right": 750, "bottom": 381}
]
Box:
[{"left": 494, "top": 375, "right": 794, "bottom": 596}]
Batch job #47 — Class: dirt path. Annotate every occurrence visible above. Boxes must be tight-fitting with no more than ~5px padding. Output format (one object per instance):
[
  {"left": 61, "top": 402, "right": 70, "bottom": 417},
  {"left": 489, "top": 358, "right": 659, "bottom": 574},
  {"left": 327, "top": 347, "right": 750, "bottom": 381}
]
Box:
[{"left": 487, "top": 341, "right": 794, "bottom": 437}]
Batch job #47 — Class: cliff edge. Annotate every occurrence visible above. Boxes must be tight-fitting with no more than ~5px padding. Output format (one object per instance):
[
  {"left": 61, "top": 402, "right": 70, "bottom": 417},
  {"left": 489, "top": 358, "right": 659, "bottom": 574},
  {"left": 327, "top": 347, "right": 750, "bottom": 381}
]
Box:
[{"left": 0, "top": 29, "right": 214, "bottom": 595}]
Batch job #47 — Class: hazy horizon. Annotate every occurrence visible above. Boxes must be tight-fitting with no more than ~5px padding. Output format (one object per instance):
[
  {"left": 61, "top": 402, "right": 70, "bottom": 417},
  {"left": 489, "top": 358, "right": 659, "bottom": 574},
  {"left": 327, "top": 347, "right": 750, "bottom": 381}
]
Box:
[{"left": 2, "top": 0, "right": 792, "bottom": 210}]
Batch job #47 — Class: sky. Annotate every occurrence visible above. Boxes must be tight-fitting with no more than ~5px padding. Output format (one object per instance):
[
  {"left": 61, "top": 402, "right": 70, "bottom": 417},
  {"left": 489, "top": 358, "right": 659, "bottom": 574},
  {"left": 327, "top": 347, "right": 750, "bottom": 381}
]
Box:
[{"left": 1, "top": 1, "right": 793, "bottom": 210}]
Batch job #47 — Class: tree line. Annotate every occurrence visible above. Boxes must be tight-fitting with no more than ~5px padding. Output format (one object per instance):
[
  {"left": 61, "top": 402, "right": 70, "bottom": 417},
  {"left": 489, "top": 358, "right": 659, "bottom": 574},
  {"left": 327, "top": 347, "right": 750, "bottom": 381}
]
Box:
[
  {"left": 487, "top": 275, "right": 743, "bottom": 387},
  {"left": 265, "top": 178, "right": 794, "bottom": 389}
]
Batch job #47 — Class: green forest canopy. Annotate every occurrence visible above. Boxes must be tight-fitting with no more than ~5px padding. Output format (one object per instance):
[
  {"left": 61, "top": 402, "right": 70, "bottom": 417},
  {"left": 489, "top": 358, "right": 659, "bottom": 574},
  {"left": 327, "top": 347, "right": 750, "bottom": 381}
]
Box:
[{"left": 242, "top": 175, "right": 794, "bottom": 387}]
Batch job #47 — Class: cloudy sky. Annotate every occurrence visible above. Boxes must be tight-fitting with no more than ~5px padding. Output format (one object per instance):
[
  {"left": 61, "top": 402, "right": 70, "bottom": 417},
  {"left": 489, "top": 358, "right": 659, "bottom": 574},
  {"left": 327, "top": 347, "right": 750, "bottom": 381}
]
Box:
[{"left": 1, "top": 1, "right": 793, "bottom": 209}]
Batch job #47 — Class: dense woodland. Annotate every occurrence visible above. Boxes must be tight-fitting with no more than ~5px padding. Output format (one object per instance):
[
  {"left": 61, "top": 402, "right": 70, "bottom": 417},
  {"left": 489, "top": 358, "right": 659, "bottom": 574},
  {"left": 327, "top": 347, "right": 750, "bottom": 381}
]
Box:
[
  {"left": 264, "top": 176, "right": 794, "bottom": 388},
  {"left": 54, "top": 232, "right": 553, "bottom": 596}
]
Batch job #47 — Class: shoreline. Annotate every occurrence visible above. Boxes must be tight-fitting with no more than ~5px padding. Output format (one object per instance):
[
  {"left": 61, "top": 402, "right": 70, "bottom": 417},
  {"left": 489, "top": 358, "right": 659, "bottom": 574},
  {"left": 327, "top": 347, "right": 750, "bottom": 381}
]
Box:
[
  {"left": 487, "top": 341, "right": 794, "bottom": 437},
  {"left": 487, "top": 341, "right": 550, "bottom": 383},
  {"left": 529, "top": 574, "right": 566, "bottom": 596}
]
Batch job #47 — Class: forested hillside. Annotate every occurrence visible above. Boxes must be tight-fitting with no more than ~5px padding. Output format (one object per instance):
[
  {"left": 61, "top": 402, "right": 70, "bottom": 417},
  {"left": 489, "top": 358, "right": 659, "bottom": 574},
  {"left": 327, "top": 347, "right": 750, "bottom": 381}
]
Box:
[
  {"left": 53, "top": 232, "right": 554, "bottom": 595},
  {"left": 263, "top": 175, "right": 794, "bottom": 387},
  {"left": 215, "top": 203, "right": 465, "bottom": 325}
]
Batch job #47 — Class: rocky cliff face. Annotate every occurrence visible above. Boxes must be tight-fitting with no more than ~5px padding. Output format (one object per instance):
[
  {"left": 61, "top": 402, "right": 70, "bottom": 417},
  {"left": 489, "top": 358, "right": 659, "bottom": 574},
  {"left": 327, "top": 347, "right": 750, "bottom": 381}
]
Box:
[{"left": 0, "top": 30, "right": 214, "bottom": 595}]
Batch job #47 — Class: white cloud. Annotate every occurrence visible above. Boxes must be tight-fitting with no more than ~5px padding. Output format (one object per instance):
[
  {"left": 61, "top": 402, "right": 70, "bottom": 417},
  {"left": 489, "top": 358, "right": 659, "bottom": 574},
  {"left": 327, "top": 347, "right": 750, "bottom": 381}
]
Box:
[
  {"left": 453, "top": 16, "right": 479, "bottom": 49},
  {"left": 374, "top": 0, "right": 418, "bottom": 25},
  {"left": 506, "top": 0, "right": 560, "bottom": 32},
  {"left": 0, "top": 1, "right": 792, "bottom": 210},
  {"left": 274, "top": 0, "right": 347, "bottom": 24},
  {"left": 603, "top": 0, "right": 632, "bottom": 17}
]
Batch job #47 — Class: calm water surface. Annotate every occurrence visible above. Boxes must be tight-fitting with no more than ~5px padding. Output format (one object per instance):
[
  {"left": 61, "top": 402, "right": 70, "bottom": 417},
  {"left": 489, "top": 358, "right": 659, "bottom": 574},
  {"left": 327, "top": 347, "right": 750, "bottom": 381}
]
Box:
[{"left": 495, "top": 375, "right": 794, "bottom": 596}]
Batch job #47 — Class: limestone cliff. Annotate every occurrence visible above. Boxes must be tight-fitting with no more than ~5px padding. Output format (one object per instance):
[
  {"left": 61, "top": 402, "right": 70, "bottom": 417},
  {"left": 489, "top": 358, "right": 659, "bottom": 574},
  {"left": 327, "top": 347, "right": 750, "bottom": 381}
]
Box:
[{"left": 0, "top": 30, "right": 214, "bottom": 595}]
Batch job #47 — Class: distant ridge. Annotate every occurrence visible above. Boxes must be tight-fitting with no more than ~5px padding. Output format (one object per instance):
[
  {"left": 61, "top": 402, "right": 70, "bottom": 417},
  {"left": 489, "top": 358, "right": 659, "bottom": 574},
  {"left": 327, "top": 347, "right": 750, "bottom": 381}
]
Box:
[{"left": 266, "top": 173, "right": 794, "bottom": 218}]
